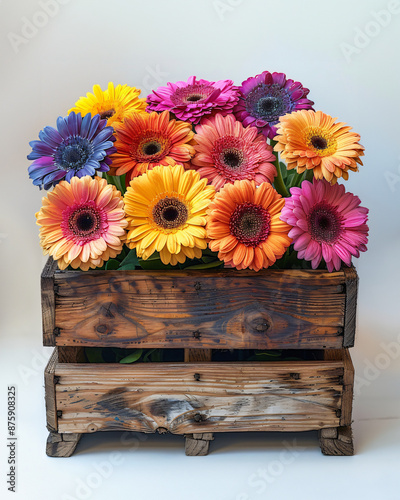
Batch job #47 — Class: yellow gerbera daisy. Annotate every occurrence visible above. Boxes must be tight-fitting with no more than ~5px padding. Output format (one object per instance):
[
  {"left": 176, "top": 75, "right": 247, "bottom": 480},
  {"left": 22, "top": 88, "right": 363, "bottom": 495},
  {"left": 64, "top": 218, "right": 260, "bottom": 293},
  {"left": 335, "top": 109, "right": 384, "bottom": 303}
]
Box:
[
  {"left": 274, "top": 110, "right": 364, "bottom": 183},
  {"left": 69, "top": 82, "right": 147, "bottom": 127},
  {"left": 124, "top": 163, "right": 215, "bottom": 266}
]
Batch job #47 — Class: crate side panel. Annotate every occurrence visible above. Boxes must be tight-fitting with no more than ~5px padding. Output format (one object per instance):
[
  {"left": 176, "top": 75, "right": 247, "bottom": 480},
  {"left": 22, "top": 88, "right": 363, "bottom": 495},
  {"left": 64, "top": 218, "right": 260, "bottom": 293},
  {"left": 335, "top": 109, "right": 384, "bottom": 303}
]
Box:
[
  {"left": 54, "top": 269, "right": 346, "bottom": 349},
  {"left": 55, "top": 361, "right": 343, "bottom": 434}
]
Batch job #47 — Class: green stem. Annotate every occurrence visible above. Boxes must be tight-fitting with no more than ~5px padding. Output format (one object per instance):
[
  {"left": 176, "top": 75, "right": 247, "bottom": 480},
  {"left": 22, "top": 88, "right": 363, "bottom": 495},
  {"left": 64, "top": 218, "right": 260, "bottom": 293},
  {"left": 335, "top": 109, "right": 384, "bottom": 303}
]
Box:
[{"left": 270, "top": 140, "right": 289, "bottom": 197}]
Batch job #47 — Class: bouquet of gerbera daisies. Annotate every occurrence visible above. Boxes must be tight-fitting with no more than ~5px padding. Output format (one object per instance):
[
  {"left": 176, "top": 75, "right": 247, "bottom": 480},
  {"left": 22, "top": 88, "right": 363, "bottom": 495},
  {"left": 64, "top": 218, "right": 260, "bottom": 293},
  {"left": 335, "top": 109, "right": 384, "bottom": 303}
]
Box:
[{"left": 28, "top": 73, "right": 369, "bottom": 273}]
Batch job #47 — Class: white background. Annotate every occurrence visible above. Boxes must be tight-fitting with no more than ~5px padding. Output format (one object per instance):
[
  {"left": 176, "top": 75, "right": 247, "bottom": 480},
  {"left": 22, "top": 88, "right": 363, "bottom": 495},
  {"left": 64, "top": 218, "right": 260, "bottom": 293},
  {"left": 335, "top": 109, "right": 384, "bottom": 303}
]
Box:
[{"left": 0, "top": 0, "right": 399, "bottom": 499}]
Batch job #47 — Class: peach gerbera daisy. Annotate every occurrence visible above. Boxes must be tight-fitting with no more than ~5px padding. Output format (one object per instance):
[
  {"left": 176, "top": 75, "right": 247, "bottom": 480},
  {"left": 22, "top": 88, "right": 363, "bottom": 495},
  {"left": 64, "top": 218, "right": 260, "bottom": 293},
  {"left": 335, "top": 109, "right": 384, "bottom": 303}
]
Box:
[
  {"left": 191, "top": 113, "right": 276, "bottom": 190},
  {"left": 274, "top": 110, "right": 364, "bottom": 183},
  {"left": 36, "top": 176, "right": 127, "bottom": 270},
  {"left": 109, "top": 111, "right": 195, "bottom": 183},
  {"left": 206, "top": 180, "right": 291, "bottom": 271}
]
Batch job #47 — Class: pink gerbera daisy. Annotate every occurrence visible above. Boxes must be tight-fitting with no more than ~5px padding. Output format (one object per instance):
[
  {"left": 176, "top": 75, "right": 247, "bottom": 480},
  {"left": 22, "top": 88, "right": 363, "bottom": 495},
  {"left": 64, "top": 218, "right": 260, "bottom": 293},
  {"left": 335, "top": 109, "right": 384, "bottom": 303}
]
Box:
[
  {"left": 146, "top": 76, "right": 240, "bottom": 124},
  {"left": 191, "top": 114, "right": 277, "bottom": 190},
  {"left": 280, "top": 179, "right": 369, "bottom": 272}
]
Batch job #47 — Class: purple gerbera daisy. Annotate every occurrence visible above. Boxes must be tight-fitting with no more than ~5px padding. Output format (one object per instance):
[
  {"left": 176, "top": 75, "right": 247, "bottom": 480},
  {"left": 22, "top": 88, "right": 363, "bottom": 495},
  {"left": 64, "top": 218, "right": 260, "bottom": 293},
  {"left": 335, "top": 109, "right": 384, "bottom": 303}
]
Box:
[
  {"left": 28, "top": 112, "right": 116, "bottom": 190},
  {"left": 234, "top": 71, "right": 314, "bottom": 140},
  {"left": 146, "top": 76, "right": 240, "bottom": 125},
  {"left": 280, "top": 179, "right": 369, "bottom": 272}
]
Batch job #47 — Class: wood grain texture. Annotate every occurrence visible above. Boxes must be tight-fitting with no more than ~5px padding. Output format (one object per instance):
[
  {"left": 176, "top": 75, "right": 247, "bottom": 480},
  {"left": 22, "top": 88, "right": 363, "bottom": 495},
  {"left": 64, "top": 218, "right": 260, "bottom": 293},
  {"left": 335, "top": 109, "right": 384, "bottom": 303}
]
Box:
[
  {"left": 44, "top": 348, "right": 58, "bottom": 432},
  {"left": 184, "top": 349, "right": 212, "bottom": 362},
  {"left": 41, "top": 258, "right": 58, "bottom": 346},
  {"left": 343, "top": 266, "right": 358, "bottom": 347},
  {"left": 49, "top": 264, "right": 352, "bottom": 349},
  {"left": 58, "top": 347, "right": 86, "bottom": 363},
  {"left": 319, "top": 425, "right": 354, "bottom": 456},
  {"left": 324, "top": 349, "right": 354, "bottom": 426},
  {"left": 46, "top": 432, "right": 82, "bottom": 457},
  {"left": 54, "top": 361, "right": 344, "bottom": 434},
  {"left": 185, "top": 433, "right": 214, "bottom": 456}
]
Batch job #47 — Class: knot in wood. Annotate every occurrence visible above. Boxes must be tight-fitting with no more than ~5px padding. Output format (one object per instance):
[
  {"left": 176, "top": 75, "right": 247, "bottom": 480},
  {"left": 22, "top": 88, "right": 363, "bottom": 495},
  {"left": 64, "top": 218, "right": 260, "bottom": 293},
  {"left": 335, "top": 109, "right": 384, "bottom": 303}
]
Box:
[
  {"left": 193, "top": 330, "right": 201, "bottom": 339},
  {"left": 290, "top": 373, "right": 300, "bottom": 380},
  {"left": 194, "top": 282, "right": 202, "bottom": 291},
  {"left": 193, "top": 413, "right": 204, "bottom": 422},
  {"left": 194, "top": 373, "right": 201, "bottom": 381}
]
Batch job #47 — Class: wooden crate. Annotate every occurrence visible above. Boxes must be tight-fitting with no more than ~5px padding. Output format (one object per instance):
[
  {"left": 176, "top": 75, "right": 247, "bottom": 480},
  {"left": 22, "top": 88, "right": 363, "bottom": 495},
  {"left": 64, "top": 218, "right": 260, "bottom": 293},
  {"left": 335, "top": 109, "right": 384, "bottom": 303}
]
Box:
[{"left": 42, "top": 258, "right": 357, "bottom": 457}]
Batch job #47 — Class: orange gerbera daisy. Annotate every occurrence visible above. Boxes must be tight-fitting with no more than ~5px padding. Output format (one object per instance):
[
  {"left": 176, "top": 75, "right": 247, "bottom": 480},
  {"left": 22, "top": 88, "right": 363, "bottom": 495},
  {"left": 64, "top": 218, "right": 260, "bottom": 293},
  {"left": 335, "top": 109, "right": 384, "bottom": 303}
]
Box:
[
  {"left": 206, "top": 180, "right": 291, "bottom": 271},
  {"left": 274, "top": 110, "right": 364, "bottom": 183},
  {"left": 109, "top": 111, "right": 195, "bottom": 183},
  {"left": 36, "top": 176, "right": 127, "bottom": 271}
]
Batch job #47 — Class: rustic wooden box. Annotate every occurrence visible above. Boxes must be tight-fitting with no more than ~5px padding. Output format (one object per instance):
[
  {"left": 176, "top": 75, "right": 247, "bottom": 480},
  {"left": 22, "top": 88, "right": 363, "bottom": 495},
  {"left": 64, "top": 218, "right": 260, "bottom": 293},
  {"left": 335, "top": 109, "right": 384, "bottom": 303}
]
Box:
[{"left": 42, "top": 258, "right": 358, "bottom": 456}]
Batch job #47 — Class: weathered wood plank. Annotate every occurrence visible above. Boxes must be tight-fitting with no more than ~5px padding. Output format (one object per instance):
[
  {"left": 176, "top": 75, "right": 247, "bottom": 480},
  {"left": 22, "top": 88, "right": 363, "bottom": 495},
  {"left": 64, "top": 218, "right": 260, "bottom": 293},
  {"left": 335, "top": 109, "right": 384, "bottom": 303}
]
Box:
[
  {"left": 343, "top": 266, "right": 358, "bottom": 347},
  {"left": 319, "top": 425, "right": 354, "bottom": 456},
  {"left": 52, "top": 266, "right": 349, "bottom": 349},
  {"left": 41, "top": 258, "right": 58, "bottom": 346},
  {"left": 46, "top": 432, "right": 82, "bottom": 457},
  {"left": 54, "top": 361, "right": 343, "bottom": 434},
  {"left": 323, "top": 349, "right": 354, "bottom": 426},
  {"left": 44, "top": 348, "right": 58, "bottom": 432}
]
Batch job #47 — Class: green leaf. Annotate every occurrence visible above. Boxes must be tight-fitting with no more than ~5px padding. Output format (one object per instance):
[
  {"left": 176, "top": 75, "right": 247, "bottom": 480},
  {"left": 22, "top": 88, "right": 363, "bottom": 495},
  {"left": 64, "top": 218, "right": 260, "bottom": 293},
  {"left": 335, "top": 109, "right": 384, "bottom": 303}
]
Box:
[
  {"left": 85, "top": 348, "right": 105, "bottom": 363},
  {"left": 119, "top": 349, "right": 143, "bottom": 364},
  {"left": 118, "top": 249, "right": 139, "bottom": 270},
  {"left": 184, "top": 260, "right": 224, "bottom": 270},
  {"left": 142, "top": 349, "right": 157, "bottom": 362},
  {"left": 105, "top": 259, "right": 120, "bottom": 270},
  {"left": 139, "top": 254, "right": 173, "bottom": 270}
]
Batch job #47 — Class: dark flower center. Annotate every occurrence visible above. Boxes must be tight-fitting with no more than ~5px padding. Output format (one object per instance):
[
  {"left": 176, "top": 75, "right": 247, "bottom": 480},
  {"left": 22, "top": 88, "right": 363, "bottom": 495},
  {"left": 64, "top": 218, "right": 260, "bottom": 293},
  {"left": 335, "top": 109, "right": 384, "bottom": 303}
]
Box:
[
  {"left": 310, "top": 136, "right": 328, "bottom": 150},
  {"left": 56, "top": 138, "right": 92, "bottom": 172},
  {"left": 230, "top": 202, "right": 271, "bottom": 247},
  {"left": 99, "top": 109, "right": 115, "bottom": 120},
  {"left": 186, "top": 94, "right": 203, "bottom": 102},
  {"left": 153, "top": 197, "right": 188, "bottom": 229},
  {"left": 65, "top": 205, "right": 102, "bottom": 241},
  {"left": 143, "top": 141, "right": 162, "bottom": 156},
  {"left": 223, "top": 149, "right": 243, "bottom": 169},
  {"left": 246, "top": 84, "right": 292, "bottom": 124},
  {"left": 308, "top": 202, "right": 342, "bottom": 243}
]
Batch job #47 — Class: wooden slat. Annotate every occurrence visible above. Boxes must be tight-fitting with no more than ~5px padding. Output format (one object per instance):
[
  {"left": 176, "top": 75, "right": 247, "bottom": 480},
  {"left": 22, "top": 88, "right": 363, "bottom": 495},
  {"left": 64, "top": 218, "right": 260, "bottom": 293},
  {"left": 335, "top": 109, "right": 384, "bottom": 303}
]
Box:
[
  {"left": 343, "top": 266, "right": 358, "bottom": 347},
  {"left": 52, "top": 267, "right": 348, "bottom": 349},
  {"left": 41, "top": 258, "right": 58, "bottom": 346},
  {"left": 323, "top": 348, "right": 354, "bottom": 426},
  {"left": 55, "top": 361, "right": 343, "bottom": 434},
  {"left": 44, "top": 348, "right": 58, "bottom": 432}
]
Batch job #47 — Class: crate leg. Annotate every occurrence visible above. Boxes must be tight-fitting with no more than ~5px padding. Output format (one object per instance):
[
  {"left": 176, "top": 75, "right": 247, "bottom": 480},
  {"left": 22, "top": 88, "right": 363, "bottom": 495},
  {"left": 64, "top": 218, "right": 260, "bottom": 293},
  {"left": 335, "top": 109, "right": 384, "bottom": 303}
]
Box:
[
  {"left": 319, "top": 426, "right": 354, "bottom": 456},
  {"left": 184, "top": 433, "right": 214, "bottom": 456},
  {"left": 46, "top": 432, "right": 82, "bottom": 457}
]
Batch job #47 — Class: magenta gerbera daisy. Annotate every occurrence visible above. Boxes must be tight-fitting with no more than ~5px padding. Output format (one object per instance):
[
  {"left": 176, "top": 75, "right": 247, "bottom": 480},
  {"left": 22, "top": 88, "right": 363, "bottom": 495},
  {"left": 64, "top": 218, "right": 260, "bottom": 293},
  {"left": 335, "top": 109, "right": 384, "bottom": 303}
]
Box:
[
  {"left": 280, "top": 180, "right": 369, "bottom": 272},
  {"left": 234, "top": 71, "right": 314, "bottom": 140},
  {"left": 191, "top": 114, "right": 277, "bottom": 190},
  {"left": 146, "top": 76, "right": 240, "bottom": 124}
]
